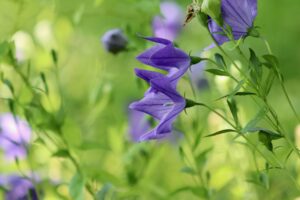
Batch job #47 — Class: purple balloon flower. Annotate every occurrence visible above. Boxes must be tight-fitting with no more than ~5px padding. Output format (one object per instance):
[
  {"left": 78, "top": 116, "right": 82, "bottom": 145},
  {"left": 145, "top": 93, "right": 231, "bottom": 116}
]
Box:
[
  {"left": 129, "top": 37, "right": 190, "bottom": 141},
  {"left": 0, "top": 113, "right": 31, "bottom": 160},
  {"left": 128, "top": 109, "right": 151, "bottom": 142},
  {"left": 0, "top": 175, "right": 39, "bottom": 200},
  {"left": 189, "top": 59, "right": 209, "bottom": 91},
  {"left": 208, "top": 0, "right": 257, "bottom": 45},
  {"left": 152, "top": 2, "right": 183, "bottom": 41}
]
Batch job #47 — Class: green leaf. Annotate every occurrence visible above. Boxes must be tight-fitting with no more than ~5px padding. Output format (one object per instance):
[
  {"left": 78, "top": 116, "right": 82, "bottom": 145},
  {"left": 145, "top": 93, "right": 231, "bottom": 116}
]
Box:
[
  {"left": 180, "top": 167, "right": 197, "bottom": 175},
  {"left": 227, "top": 98, "right": 239, "bottom": 125},
  {"left": 52, "top": 149, "right": 70, "bottom": 158},
  {"left": 51, "top": 49, "right": 58, "bottom": 65},
  {"left": 216, "top": 92, "right": 256, "bottom": 101},
  {"left": 40, "top": 73, "right": 49, "bottom": 95},
  {"left": 242, "top": 108, "right": 267, "bottom": 133},
  {"left": 249, "top": 49, "right": 262, "bottom": 84},
  {"left": 259, "top": 172, "right": 270, "bottom": 189},
  {"left": 69, "top": 173, "right": 85, "bottom": 200},
  {"left": 214, "top": 53, "right": 227, "bottom": 69},
  {"left": 205, "top": 69, "right": 229, "bottom": 76},
  {"left": 0, "top": 41, "right": 9, "bottom": 59},
  {"left": 195, "top": 147, "right": 213, "bottom": 167},
  {"left": 96, "top": 183, "right": 113, "bottom": 200},
  {"left": 205, "top": 129, "right": 236, "bottom": 137},
  {"left": 170, "top": 186, "right": 208, "bottom": 198},
  {"left": 263, "top": 54, "right": 279, "bottom": 67},
  {"left": 246, "top": 128, "right": 283, "bottom": 152},
  {"left": 228, "top": 80, "right": 245, "bottom": 100},
  {"left": 2, "top": 78, "right": 14, "bottom": 95}
]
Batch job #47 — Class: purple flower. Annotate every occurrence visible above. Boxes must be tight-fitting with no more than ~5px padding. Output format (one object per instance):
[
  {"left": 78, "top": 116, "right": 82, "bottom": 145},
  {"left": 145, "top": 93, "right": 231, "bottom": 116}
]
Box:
[
  {"left": 189, "top": 59, "right": 209, "bottom": 91},
  {"left": 129, "top": 37, "right": 190, "bottom": 141},
  {"left": 101, "top": 29, "right": 128, "bottom": 54},
  {"left": 128, "top": 109, "right": 151, "bottom": 142},
  {"left": 208, "top": 0, "right": 257, "bottom": 45},
  {"left": 0, "top": 175, "right": 39, "bottom": 200},
  {"left": 152, "top": 2, "right": 183, "bottom": 41},
  {"left": 0, "top": 113, "right": 31, "bottom": 160}
]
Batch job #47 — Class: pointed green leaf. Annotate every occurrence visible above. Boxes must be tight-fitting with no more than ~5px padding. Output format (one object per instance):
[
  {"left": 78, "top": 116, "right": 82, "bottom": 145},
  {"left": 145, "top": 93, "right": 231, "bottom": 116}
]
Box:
[
  {"left": 205, "top": 69, "right": 229, "bottom": 76},
  {"left": 205, "top": 129, "right": 236, "bottom": 137},
  {"left": 214, "top": 53, "right": 227, "bottom": 69}
]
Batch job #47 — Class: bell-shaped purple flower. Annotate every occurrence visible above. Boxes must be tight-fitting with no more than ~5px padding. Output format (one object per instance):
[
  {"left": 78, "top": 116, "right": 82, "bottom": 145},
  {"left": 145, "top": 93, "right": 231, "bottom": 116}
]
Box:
[
  {"left": 0, "top": 113, "right": 31, "bottom": 160},
  {"left": 129, "top": 37, "right": 190, "bottom": 141},
  {"left": 208, "top": 0, "right": 257, "bottom": 45},
  {"left": 128, "top": 109, "right": 151, "bottom": 142},
  {"left": 152, "top": 2, "right": 183, "bottom": 41},
  {"left": 101, "top": 29, "right": 128, "bottom": 54},
  {"left": 0, "top": 175, "right": 39, "bottom": 200},
  {"left": 189, "top": 59, "right": 209, "bottom": 91}
]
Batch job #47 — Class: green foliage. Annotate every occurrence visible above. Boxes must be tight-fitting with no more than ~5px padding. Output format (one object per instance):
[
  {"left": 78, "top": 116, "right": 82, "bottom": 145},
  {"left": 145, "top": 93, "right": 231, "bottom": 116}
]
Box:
[{"left": 69, "top": 173, "right": 85, "bottom": 200}]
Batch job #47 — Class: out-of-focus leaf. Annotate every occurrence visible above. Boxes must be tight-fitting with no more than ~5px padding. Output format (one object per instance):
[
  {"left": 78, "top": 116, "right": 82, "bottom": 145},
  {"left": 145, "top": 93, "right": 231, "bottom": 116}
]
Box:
[
  {"left": 180, "top": 167, "right": 197, "bottom": 175},
  {"left": 96, "top": 183, "right": 113, "bottom": 200},
  {"left": 52, "top": 149, "right": 70, "bottom": 158},
  {"left": 69, "top": 173, "right": 85, "bottom": 200},
  {"left": 169, "top": 186, "right": 208, "bottom": 198},
  {"left": 51, "top": 49, "right": 58, "bottom": 65},
  {"left": 40, "top": 72, "right": 49, "bottom": 95},
  {"left": 195, "top": 147, "right": 213, "bottom": 167},
  {"left": 259, "top": 172, "right": 270, "bottom": 189}
]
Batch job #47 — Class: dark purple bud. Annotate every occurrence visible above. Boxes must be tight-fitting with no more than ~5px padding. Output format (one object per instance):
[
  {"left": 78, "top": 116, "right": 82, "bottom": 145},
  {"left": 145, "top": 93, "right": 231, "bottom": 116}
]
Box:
[{"left": 101, "top": 29, "right": 128, "bottom": 54}]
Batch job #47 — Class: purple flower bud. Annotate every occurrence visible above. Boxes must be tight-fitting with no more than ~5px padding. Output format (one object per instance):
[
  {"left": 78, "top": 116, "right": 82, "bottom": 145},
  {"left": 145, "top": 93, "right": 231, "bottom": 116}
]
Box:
[
  {"left": 0, "top": 175, "right": 39, "bottom": 200},
  {"left": 152, "top": 2, "right": 183, "bottom": 41},
  {"left": 208, "top": 0, "right": 257, "bottom": 45},
  {"left": 101, "top": 29, "right": 128, "bottom": 54},
  {"left": 0, "top": 113, "right": 31, "bottom": 160}
]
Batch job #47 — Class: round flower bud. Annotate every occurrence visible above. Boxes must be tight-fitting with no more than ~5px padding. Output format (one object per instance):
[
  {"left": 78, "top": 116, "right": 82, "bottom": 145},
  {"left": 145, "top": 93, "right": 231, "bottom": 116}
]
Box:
[{"left": 101, "top": 29, "right": 128, "bottom": 54}]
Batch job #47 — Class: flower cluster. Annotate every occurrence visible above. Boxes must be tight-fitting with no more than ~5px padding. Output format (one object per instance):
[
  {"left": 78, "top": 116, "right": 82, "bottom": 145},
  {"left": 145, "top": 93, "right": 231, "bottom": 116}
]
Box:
[
  {"left": 208, "top": 0, "right": 258, "bottom": 45},
  {"left": 129, "top": 37, "right": 191, "bottom": 141}
]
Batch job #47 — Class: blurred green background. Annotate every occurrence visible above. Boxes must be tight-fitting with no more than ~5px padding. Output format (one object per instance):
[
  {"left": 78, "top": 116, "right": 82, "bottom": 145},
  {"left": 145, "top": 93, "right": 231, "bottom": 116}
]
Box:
[{"left": 1, "top": 0, "right": 300, "bottom": 199}]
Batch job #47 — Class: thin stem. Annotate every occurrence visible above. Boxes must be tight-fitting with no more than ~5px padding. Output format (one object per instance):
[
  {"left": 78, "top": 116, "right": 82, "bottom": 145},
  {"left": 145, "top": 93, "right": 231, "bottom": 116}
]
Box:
[{"left": 190, "top": 102, "right": 300, "bottom": 190}]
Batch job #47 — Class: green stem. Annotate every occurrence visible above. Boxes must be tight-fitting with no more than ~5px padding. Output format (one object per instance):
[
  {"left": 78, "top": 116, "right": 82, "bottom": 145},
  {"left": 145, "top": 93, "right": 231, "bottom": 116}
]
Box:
[{"left": 190, "top": 102, "right": 300, "bottom": 189}]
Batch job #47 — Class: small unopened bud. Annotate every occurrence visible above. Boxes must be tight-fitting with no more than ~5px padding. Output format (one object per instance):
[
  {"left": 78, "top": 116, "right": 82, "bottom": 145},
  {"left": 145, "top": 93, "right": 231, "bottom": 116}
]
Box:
[
  {"left": 101, "top": 29, "right": 128, "bottom": 54},
  {"left": 247, "top": 27, "right": 260, "bottom": 38},
  {"left": 190, "top": 56, "right": 203, "bottom": 65}
]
